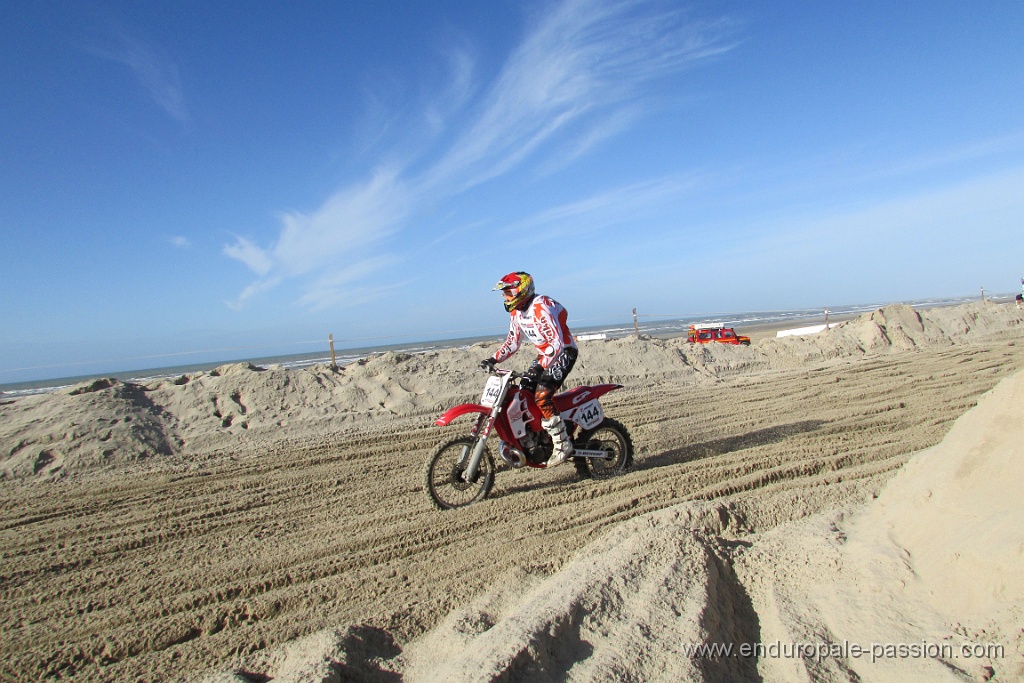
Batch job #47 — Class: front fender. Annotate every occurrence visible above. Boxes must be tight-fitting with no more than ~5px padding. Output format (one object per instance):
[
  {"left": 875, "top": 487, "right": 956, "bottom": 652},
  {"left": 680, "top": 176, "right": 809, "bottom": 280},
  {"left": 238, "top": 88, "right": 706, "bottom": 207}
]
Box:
[{"left": 435, "top": 403, "right": 489, "bottom": 427}]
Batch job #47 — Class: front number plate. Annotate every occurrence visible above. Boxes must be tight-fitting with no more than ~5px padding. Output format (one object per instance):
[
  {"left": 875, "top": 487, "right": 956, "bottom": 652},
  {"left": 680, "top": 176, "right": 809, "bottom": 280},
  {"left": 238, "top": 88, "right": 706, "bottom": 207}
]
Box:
[{"left": 480, "top": 376, "right": 502, "bottom": 408}]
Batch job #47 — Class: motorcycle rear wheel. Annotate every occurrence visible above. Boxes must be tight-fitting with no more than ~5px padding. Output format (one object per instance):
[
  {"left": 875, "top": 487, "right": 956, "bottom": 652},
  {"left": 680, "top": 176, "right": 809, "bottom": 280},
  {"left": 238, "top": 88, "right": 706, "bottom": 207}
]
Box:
[
  {"left": 573, "top": 417, "right": 634, "bottom": 479},
  {"left": 424, "top": 436, "right": 495, "bottom": 510}
]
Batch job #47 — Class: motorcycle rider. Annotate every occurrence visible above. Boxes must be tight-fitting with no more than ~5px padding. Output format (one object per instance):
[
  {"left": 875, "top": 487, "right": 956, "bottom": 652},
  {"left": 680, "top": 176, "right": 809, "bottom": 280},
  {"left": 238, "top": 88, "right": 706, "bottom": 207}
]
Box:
[{"left": 481, "top": 272, "right": 579, "bottom": 467}]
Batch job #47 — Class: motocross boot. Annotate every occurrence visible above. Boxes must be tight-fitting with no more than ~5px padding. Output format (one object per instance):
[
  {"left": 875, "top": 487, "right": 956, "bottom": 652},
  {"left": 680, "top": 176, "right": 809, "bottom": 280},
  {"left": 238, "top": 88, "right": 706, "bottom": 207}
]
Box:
[{"left": 542, "top": 415, "right": 574, "bottom": 467}]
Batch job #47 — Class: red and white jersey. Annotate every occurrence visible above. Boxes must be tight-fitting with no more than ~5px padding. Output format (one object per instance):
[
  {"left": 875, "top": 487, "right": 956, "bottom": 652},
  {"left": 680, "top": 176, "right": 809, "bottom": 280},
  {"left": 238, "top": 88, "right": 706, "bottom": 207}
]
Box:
[{"left": 493, "top": 295, "right": 577, "bottom": 368}]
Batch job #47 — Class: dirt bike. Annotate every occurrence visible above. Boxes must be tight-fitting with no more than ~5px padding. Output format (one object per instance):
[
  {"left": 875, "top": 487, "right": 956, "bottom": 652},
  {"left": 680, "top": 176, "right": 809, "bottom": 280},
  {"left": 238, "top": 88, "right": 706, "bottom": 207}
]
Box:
[{"left": 424, "top": 367, "right": 634, "bottom": 509}]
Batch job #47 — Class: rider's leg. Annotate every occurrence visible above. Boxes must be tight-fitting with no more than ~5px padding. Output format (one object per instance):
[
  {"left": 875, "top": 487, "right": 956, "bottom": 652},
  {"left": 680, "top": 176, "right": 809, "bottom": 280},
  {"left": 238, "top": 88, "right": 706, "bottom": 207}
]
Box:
[
  {"left": 534, "top": 348, "right": 578, "bottom": 467},
  {"left": 536, "top": 384, "right": 572, "bottom": 463}
]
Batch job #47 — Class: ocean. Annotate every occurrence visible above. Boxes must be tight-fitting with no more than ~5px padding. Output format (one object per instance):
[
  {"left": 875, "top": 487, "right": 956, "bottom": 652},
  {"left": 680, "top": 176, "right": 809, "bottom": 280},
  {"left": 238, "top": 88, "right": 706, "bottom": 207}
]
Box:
[{"left": 0, "top": 295, "right": 1001, "bottom": 398}]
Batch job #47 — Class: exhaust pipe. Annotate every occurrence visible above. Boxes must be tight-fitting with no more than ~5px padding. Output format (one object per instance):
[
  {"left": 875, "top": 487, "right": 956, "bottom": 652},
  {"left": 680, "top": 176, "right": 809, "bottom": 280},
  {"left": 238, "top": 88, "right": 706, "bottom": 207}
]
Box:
[{"left": 498, "top": 442, "right": 527, "bottom": 468}]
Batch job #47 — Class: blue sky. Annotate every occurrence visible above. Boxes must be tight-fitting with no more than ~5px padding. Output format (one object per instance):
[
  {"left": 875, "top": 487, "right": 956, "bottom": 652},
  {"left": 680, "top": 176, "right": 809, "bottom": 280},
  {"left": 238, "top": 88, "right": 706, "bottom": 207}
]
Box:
[{"left": 3, "top": 0, "right": 1024, "bottom": 384}]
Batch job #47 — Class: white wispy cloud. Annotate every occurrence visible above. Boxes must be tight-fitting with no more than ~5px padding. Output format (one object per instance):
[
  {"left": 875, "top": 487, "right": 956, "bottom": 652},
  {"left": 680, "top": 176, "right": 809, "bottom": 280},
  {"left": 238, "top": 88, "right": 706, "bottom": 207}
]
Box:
[
  {"left": 297, "top": 256, "right": 406, "bottom": 311},
  {"left": 223, "top": 236, "right": 273, "bottom": 275},
  {"left": 272, "top": 169, "right": 411, "bottom": 276},
  {"left": 223, "top": 169, "right": 412, "bottom": 307},
  {"left": 225, "top": 0, "right": 735, "bottom": 309},
  {"left": 644, "top": 164, "right": 1024, "bottom": 293},
  {"left": 504, "top": 175, "right": 700, "bottom": 242},
  {"left": 423, "top": 42, "right": 477, "bottom": 137},
  {"left": 168, "top": 235, "right": 191, "bottom": 248},
  {"left": 425, "top": 0, "right": 737, "bottom": 191},
  {"left": 92, "top": 29, "right": 188, "bottom": 122},
  {"left": 225, "top": 276, "right": 283, "bottom": 311}
]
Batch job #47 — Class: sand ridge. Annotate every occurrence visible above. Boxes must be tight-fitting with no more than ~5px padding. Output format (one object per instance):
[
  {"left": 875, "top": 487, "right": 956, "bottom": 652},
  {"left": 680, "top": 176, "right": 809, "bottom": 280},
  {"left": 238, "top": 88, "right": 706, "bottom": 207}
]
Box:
[
  {"left": 0, "top": 300, "right": 1022, "bottom": 682},
  {"left": 1, "top": 301, "right": 1019, "bottom": 482}
]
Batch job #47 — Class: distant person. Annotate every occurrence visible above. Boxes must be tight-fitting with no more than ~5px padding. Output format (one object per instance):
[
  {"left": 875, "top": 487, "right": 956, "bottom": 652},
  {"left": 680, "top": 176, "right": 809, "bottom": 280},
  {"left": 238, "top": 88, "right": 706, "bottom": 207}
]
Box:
[
  {"left": 481, "top": 272, "right": 578, "bottom": 467},
  {"left": 1017, "top": 278, "right": 1023, "bottom": 309}
]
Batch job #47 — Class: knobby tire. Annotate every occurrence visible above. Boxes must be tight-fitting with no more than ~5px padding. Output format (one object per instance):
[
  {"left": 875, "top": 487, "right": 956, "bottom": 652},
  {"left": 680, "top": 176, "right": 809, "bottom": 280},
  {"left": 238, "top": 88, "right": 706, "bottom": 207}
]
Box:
[
  {"left": 424, "top": 435, "right": 495, "bottom": 510},
  {"left": 573, "top": 417, "right": 634, "bottom": 479}
]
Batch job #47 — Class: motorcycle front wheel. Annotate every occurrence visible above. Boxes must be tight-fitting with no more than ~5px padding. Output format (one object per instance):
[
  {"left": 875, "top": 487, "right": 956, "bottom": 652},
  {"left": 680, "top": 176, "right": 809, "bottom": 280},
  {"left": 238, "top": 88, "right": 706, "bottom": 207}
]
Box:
[
  {"left": 573, "top": 417, "right": 634, "bottom": 479},
  {"left": 424, "top": 436, "right": 495, "bottom": 510}
]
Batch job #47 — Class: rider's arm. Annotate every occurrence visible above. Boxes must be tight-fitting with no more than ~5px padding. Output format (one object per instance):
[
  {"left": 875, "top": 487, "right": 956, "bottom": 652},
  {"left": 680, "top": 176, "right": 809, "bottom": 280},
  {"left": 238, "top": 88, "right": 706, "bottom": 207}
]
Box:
[
  {"left": 533, "top": 297, "right": 574, "bottom": 368},
  {"left": 493, "top": 316, "right": 522, "bottom": 363}
]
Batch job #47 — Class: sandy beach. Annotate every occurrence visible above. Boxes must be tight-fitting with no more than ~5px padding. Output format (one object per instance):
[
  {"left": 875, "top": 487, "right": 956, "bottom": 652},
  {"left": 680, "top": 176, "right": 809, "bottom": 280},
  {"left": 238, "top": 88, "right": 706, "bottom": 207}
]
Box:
[{"left": 1, "top": 300, "right": 1023, "bottom": 682}]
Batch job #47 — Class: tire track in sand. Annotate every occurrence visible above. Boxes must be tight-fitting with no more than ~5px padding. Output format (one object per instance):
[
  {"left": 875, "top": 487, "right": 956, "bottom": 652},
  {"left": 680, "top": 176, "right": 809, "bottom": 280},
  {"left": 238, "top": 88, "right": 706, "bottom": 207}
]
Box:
[{"left": 0, "top": 340, "right": 1022, "bottom": 681}]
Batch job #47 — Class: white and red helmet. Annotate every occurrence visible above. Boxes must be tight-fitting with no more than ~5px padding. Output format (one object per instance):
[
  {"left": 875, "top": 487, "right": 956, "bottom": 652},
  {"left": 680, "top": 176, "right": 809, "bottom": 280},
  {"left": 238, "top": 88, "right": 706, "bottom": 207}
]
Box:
[{"left": 493, "top": 271, "right": 535, "bottom": 312}]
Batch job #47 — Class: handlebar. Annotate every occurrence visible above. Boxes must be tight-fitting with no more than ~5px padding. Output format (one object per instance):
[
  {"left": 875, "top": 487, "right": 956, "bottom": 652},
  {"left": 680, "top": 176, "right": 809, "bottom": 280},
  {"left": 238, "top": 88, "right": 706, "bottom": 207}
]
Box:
[{"left": 480, "top": 366, "right": 522, "bottom": 379}]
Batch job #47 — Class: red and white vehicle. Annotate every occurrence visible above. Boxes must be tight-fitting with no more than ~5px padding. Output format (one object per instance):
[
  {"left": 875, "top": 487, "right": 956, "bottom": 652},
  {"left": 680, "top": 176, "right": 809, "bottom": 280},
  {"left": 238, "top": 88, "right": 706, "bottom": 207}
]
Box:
[
  {"left": 687, "top": 323, "right": 751, "bottom": 346},
  {"left": 424, "top": 368, "right": 634, "bottom": 509}
]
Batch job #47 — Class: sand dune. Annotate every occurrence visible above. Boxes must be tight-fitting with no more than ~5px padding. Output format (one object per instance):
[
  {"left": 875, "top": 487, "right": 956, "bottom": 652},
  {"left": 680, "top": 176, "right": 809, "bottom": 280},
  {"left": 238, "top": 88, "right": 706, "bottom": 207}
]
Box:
[
  {"left": 0, "top": 300, "right": 1022, "bottom": 682},
  {"left": 393, "top": 360, "right": 1024, "bottom": 682},
  {"left": 1, "top": 301, "right": 1017, "bottom": 482}
]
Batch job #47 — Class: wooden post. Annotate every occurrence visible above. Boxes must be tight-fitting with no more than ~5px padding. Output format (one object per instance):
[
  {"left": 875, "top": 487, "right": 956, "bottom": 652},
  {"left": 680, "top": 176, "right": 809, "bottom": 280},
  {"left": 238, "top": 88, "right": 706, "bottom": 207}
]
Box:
[
  {"left": 633, "top": 308, "right": 640, "bottom": 337},
  {"left": 329, "top": 334, "right": 338, "bottom": 371}
]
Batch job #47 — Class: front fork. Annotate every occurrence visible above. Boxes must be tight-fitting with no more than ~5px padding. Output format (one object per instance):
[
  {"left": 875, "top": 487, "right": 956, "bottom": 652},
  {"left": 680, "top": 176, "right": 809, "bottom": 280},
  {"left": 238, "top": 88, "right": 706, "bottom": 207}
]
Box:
[
  {"left": 462, "top": 376, "right": 512, "bottom": 481},
  {"left": 462, "top": 413, "right": 495, "bottom": 482}
]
